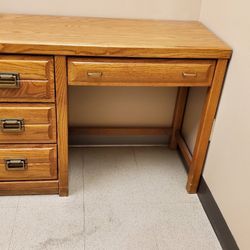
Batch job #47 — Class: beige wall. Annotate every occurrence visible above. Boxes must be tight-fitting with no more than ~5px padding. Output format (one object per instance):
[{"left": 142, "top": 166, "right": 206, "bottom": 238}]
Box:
[
  {"left": 69, "top": 87, "right": 177, "bottom": 127},
  {"left": 0, "top": 0, "right": 200, "bottom": 20},
  {"left": 199, "top": 1, "right": 250, "bottom": 249},
  {"left": 182, "top": 88, "right": 207, "bottom": 152},
  {"left": 0, "top": 0, "right": 201, "bottom": 129}
]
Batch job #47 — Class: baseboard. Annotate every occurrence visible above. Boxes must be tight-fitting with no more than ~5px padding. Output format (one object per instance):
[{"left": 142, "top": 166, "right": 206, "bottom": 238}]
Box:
[
  {"left": 198, "top": 177, "right": 239, "bottom": 250},
  {"left": 69, "top": 126, "right": 171, "bottom": 145},
  {"left": 177, "top": 149, "right": 239, "bottom": 250}
]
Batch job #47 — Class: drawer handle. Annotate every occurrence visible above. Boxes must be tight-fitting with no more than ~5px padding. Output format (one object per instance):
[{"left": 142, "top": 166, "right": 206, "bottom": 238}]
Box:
[
  {"left": 0, "top": 119, "right": 24, "bottom": 132},
  {"left": 87, "top": 72, "right": 103, "bottom": 78},
  {"left": 5, "top": 159, "right": 27, "bottom": 171},
  {"left": 182, "top": 72, "right": 197, "bottom": 77},
  {"left": 0, "top": 73, "right": 20, "bottom": 88}
]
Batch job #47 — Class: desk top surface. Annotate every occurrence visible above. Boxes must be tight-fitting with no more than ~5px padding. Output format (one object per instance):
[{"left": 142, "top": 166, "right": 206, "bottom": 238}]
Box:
[{"left": 0, "top": 14, "right": 231, "bottom": 59}]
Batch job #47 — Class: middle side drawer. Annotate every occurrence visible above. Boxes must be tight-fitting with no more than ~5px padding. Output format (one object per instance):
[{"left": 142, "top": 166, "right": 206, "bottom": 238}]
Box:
[{"left": 0, "top": 104, "right": 56, "bottom": 143}]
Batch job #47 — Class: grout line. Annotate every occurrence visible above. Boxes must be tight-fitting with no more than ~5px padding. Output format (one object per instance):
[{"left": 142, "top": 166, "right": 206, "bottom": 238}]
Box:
[
  {"left": 132, "top": 147, "right": 139, "bottom": 169},
  {"left": 154, "top": 233, "right": 160, "bottom": 250},
  {"left": 8, "top": 198, "right": 20, "bottom": 250},
  {"left": 80, "top": 148, "right": 86, "bottom": 250}
]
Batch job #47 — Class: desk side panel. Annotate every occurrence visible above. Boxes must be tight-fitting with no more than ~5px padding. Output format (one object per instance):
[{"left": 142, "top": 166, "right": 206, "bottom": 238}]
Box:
[{"left": 55, "top": 56, "right": 69, "bottom": 197}]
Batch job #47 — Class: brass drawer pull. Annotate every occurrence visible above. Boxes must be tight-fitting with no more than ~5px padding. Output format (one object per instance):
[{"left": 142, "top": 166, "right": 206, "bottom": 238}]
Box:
[
  {"left": 0, "top": 73, "right": 20, "bottom": 88},
  {"left": 5, "top": 159, "right": 27, "bottom": 171},
  {"left": 87, "top": 72, "right": 103, "bottom": 78},
  {"left": 182, "top": 72, "right": 197, "bottom": 77},
  {"left": 0, "top": 119, "right": 24, "bottom": 132}
]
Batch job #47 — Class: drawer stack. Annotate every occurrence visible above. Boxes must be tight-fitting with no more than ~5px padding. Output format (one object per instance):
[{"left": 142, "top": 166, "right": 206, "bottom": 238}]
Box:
[{"left": 0, "top": 56, "right": 57, "bottom": 187}]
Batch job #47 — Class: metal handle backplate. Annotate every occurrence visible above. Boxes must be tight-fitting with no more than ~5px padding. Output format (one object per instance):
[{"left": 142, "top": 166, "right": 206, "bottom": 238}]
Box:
[
  {"left": 0, "top": 119, "right": 24, "bottom": 132},
  {"left": 0, "top": 73, "right": 20, "bottom": 88},
  {"left": 5, "top": 159, "right": 27, "bottom": 171}
]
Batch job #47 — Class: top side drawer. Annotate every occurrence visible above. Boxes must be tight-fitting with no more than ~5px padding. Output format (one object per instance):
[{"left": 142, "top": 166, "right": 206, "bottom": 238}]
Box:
[
  {"left": 0, "top": 55, "right": 54, "bottom": 102},
  {"left": 68, "top": 58, "right": 216, "bottom": 87}
]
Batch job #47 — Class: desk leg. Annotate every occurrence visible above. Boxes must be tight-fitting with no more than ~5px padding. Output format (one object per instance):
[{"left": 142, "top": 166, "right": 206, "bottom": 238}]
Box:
[
  {"left": 186, "top": 59, "right": 228, "bottom": 193},
  {"left": 55, "top": 56, "right": 69, "bottom": 196},
  {"left": 169, "top": 87, "right": 189, "bottom": 149}
]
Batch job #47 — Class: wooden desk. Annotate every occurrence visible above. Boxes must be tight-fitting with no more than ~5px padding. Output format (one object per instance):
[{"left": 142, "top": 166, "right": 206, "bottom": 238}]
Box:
[{"left": 0, "top": 14, "right": 232, "bottom": 196}]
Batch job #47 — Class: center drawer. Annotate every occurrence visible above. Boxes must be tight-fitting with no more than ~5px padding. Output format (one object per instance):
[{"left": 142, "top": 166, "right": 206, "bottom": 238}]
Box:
[
  {"left": 68, "top": 58, "right": 216, "bottom": 87},
  {"left": 0, "top": 104, "right": 56, "bottom": 143},
  {"left": 0, "top": 144, "right": 57, "bottom": 181}
]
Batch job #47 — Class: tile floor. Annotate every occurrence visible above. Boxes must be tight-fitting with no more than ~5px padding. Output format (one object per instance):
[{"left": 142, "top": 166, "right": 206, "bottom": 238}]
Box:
[{"left": 0, "top": 147, "right": 221, "bottom": 250}]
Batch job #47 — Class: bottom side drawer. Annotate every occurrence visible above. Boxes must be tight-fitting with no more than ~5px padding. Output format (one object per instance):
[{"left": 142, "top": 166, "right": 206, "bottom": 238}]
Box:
[{"left": 0, "top": 144, "right": 57, "bottom": 181}]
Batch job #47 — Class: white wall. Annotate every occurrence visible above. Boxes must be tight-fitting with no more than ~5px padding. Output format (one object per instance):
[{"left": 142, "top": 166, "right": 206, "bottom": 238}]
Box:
[
  {"left": 199, "top": 1, "right": 250, "bottom": 249},
  {"left": 0, "top": 0, "right": 201, "bottom": 130}
]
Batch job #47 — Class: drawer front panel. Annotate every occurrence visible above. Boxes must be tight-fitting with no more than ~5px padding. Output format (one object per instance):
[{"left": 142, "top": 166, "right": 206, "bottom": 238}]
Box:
[
  {"left": 0, "top": 104, "right": 56, "bottom": 143},
  {"left": 68, "top": 58, "right": 216, "bottom": 87},
  {"left": 0, "top": 55, "right": 55, "bottom": 102},
  {"left": 0, "top": 144, "right": 57, "bottom": 181}
]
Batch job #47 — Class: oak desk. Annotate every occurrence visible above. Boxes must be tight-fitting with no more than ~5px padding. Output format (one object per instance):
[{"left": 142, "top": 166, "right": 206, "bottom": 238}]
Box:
[{"left": 0, "top": 14, "right": 232, "bottom": 196}]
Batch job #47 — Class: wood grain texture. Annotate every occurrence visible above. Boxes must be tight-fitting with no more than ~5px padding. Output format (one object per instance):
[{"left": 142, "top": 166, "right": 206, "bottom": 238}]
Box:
[
  {"left": 0, "top": 144, "right": 57, "bottom": 181},
  {"left": 169, "top": 87, "right": 189, "bottom": 149},
  {"left": 176, "top": 131, "right": 192, "bottom": 169},
  {"left": 55, "top": 56, "right": 68, "bottom": 196},
  {"left": 0, "top": 104, "right": 56, "bottom": 143},
  {"left": 0, "top": 55, "right": 55, "bottom": 102},
  {"left": 68, "top": 58, "right": 216, "bottom": 87},
  {"left": 0, "top": 14, "right": 232, "bottom": 59},
  {"left": 0, "top": 80, "right": 55, "bottom": 103},
  {"left": 0, "top": 55, "right": 53, "bottom": 80},
  {"left": 0, "top": 180, "right": 58, "bottom": 195},
  {"left": 69, "top": 126, "right": 172, "bottom": 136},
  {"left": 187, "top": 59, "right": 228, "bottom": 193}
]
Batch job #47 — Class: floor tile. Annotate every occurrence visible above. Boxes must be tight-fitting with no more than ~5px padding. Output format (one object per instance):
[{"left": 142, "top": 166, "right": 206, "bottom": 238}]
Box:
[
  {"left": 151, "top": 202, "right": 222, "bottom": 250},
  {"left": 133, "top": 147, "right": 198, "bottom": 204},
  {"left": 0, "top": 207, "right": 18, "bottom": 250},
  {"left": 85, "top": 200, "right": 158, "bottom": 250},
  {"left": 83, "top": 147, "right": 146, "bottom": 205},
  {"left": 9, "top": 205, "right": 84, "bottom": 250},
  {"left": 0, "top": 196, "right": 19, "bottom": 208}
]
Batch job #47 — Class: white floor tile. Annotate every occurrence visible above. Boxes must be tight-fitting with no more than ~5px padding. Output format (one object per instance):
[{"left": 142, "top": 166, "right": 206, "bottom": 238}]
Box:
[
  {"left": 134, "top": 147, "right": 198, "bottom": 204},
  {"left": 0, "top": 207, "right": 18, "bottom": 250},
  {"left": 0, "top": 196, "right": 19, "bottom": 208},
  {"left": 9, "top": 205, "right": 84, "bottom": 250},
  {"left": 85, "top": 200, "right": 158, "bottom": 250},
  {"left": 148, "top": 202, "right": 221, "bottom": 250},
  {"left": 83, "top": 147, "right": 147, "bottom": 205}
]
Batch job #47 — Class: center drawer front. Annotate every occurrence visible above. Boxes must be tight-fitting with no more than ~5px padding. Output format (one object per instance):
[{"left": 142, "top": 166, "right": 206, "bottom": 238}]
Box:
[
  {"left": 0, "top": 104, "right": 56, "bottom": 143},
  {"left": 0, "top": 55, "right": 55, "bottom": 102},
  {"left": 0, "top": 144, "right": 57, "bottom": 181},
  {"left": 68, "top": 58, "right": 216, "bottom": 87}
]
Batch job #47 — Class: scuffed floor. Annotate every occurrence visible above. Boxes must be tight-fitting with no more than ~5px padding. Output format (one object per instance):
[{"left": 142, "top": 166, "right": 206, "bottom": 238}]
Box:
[{"left": 0, "top": 147, "right": 221, "bottom": 250}]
